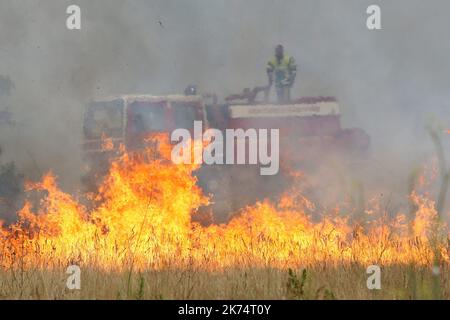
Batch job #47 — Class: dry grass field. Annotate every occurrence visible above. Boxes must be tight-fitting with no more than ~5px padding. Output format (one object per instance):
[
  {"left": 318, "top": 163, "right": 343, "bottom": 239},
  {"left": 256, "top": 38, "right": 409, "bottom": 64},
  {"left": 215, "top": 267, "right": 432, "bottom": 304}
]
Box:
[
  {"left": 0, "top": 141, "right": 449, "bottom": 300},
  {"left": 0, "top": 265, "right": 449, "bottom": 299}
]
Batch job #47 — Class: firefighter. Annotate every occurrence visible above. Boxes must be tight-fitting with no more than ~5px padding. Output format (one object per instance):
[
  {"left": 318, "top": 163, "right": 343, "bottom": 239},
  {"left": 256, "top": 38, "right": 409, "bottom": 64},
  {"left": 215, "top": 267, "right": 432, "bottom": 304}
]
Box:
[{"left": 267, "top": 45, "right": 297, "bottom": 103}]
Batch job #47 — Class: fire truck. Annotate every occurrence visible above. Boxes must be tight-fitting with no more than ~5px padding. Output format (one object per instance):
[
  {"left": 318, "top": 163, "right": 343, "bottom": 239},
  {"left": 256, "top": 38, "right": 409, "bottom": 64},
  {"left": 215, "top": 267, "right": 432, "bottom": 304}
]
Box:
[{"left": 82, "top": 90, "right": 370, "bottom": 221}]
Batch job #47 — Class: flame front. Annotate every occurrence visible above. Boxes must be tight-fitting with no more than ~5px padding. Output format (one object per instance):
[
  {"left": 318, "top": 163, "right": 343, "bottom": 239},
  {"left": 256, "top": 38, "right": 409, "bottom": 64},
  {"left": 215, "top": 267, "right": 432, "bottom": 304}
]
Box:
[{"left": 0, "top": 138, "right": 448, "bottom": 272}]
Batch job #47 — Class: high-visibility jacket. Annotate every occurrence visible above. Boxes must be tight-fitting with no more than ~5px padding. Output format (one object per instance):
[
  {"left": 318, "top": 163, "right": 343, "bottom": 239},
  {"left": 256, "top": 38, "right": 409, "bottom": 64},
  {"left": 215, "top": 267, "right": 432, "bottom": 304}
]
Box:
[{"left": 267, "top": 55, "right": 297, "bottom": 87}]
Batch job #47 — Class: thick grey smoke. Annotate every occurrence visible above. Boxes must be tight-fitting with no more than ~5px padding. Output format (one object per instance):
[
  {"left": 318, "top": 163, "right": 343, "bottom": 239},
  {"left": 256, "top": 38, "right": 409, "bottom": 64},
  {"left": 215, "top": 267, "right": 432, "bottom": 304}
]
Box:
[{"left": 0, "top": 1, "right": 449, "bottom": 216}]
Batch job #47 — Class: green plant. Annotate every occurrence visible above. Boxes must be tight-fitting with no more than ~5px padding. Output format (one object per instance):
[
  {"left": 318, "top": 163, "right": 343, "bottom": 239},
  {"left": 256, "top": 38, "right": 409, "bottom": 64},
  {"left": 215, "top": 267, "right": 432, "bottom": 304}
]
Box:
[
  {"left": 286, "top": 268, "right": 308, "bottom": 299},
  {"left": 135, "top": 274, "right": 145, "bottom": 300}
]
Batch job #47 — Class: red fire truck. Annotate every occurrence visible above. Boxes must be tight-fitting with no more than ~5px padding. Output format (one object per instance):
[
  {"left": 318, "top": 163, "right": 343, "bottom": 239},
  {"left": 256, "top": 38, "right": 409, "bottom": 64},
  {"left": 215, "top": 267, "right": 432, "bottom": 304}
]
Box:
[{"left": 82, "top": 91, "right": 370, "bottom": 221}]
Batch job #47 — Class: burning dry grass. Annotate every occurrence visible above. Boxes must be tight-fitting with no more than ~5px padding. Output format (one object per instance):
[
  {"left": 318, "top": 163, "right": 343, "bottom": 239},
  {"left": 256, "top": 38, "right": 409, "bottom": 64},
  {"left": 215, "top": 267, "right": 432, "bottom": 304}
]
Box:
[{"left": 0, "top": 137, "right": 449, "bottom": 299}]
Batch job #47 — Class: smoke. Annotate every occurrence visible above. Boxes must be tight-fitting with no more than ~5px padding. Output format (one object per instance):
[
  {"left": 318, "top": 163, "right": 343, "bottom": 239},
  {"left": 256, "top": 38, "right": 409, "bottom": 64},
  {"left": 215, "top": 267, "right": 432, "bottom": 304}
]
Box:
[{"left": 0, "top": 0, "right": 449, "bottom": 217}]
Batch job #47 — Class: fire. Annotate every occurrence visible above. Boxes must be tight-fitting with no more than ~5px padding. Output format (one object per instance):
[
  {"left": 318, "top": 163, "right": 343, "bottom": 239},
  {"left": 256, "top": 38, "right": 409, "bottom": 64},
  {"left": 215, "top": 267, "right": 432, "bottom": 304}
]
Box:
[
  {"left": 0, "top": 137, "right": 448, "bottom": 272},
  {"left": 101, "top": 134, "right": 114, "bottom": 151}
]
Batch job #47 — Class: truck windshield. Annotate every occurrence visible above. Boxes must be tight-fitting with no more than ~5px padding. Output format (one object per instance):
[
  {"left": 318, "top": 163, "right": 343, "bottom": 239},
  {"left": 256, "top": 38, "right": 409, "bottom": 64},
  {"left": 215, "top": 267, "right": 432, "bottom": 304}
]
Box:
[
  {"left": 172, "top": 102, "right": 199, "bottom": 130},
  {"left": 128, "top": 101, "right": 166, "bottom": 134},
  {"left": 84, "top": 99, "right": 123, "bottom": 139}
]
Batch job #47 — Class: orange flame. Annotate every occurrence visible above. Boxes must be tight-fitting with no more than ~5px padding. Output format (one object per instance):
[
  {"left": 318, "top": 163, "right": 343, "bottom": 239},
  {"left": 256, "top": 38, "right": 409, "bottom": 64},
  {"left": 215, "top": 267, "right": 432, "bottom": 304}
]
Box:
[
  {"left": 0, "top": 137, "right": 448, "bottom": 272},
  {"left": 101, "top": 133, "right": 114, "bottom": 151}
]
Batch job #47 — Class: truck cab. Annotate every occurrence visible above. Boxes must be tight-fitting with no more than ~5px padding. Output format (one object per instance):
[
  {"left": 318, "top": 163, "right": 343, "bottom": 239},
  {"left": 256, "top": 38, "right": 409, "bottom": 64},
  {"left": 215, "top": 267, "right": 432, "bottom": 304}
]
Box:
[
  {"left": 82, "top": 95, "right": 207, "bottom": 189},
  {"left": 83, "top": 94, "right": 206, "bottom": 152}
]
